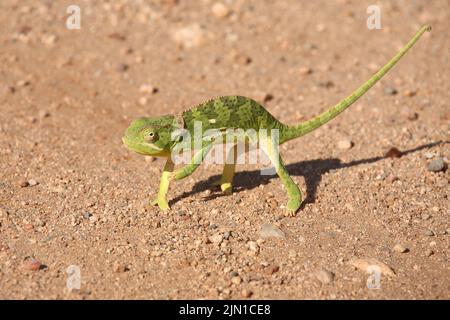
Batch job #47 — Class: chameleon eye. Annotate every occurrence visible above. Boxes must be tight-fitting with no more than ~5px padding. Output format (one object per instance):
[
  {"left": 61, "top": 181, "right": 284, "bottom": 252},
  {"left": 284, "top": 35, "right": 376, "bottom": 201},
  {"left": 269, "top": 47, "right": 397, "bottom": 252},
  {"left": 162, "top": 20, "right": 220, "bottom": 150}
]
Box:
[{"left": 146, "top": 131, "right": 158, "bottom": 142}]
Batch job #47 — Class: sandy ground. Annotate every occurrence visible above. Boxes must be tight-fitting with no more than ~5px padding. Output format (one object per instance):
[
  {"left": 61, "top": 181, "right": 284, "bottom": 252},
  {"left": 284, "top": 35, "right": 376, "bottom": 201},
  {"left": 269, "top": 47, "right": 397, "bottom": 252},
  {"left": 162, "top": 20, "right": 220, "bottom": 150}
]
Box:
[{"left": 0, "top": 0, "right": 449, "bottom": 299}]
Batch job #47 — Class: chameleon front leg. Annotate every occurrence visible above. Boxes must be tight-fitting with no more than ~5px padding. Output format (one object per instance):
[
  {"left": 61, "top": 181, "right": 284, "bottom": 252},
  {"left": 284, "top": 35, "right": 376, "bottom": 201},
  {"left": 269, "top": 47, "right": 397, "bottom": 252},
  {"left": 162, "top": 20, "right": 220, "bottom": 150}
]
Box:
[
  {"left": 152, "top": 145, "right": 212, "bottom": 211},
  {"left": 265, "top": 137, "right": 302, "bottom": 216},
  {"left": 172, "top": 143, "right": 213, "bottom": 180},
  {"left": 211, "top": 144, "right": 237, "bottom": 195},
  {"left": 151, "top": 157, "right": 175, "bottom": 210}
]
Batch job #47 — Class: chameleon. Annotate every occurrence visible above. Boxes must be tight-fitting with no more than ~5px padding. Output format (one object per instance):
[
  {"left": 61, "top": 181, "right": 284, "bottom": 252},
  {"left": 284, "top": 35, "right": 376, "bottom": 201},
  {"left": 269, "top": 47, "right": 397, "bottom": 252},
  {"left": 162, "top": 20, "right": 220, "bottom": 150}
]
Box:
[{"left": 123, "top": 25, "right": 431, "bottom": 216}]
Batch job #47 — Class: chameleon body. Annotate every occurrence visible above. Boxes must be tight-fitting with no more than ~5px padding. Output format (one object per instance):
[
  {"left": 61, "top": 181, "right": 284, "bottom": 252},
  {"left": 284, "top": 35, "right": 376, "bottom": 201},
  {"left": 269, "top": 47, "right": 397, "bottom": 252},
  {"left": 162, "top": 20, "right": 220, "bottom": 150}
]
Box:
[{"left": 123, "top": 26, "right": 430, "bottom": 215}]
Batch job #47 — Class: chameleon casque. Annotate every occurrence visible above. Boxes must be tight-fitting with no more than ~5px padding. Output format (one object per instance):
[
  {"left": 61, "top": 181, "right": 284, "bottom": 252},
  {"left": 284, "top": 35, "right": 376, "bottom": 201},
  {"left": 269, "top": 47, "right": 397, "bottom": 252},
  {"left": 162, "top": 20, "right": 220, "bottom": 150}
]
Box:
[{"left": 123, "top": 26, "right": 430, "bottom": 216}]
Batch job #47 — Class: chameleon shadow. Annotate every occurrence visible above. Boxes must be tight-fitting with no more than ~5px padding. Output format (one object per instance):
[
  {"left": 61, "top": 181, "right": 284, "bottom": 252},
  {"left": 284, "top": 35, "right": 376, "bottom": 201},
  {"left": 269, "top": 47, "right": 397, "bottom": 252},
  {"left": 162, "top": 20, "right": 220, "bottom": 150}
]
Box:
[{"left": 170, "top": 141, "right": 446, "bottom": 207}]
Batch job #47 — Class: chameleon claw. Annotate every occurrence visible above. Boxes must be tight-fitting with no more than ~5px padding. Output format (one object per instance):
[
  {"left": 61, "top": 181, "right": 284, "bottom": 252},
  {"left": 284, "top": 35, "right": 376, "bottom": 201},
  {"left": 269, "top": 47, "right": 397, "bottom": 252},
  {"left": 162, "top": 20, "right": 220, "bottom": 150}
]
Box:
[{"left": 286, "top": 198, "right": 301, "bottom": 216}]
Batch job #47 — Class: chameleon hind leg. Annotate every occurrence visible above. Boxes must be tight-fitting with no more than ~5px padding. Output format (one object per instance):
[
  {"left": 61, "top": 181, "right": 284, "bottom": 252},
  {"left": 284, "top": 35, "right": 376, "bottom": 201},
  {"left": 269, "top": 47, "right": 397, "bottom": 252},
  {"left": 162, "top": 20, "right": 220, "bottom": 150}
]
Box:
[
  {"left": 265, "top": 137, "right": 302, "bottom": 216},
  {"left": 211, "top": 144, "right": 239, "bottom": 195}
]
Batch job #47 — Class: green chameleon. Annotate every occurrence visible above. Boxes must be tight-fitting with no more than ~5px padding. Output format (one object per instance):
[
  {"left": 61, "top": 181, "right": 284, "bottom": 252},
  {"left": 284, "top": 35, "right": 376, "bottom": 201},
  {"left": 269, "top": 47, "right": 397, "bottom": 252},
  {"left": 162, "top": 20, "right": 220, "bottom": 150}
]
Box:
[{"left": 123, "top": 25, "right": 430, "bottom": 215}]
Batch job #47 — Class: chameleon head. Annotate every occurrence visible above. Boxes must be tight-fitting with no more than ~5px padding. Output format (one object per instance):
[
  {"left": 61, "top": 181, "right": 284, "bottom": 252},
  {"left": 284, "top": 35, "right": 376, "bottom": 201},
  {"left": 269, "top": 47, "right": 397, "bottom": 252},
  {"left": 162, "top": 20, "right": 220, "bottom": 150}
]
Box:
[{"left": 122, "top": 116, "right": 176, "bottom": 157}]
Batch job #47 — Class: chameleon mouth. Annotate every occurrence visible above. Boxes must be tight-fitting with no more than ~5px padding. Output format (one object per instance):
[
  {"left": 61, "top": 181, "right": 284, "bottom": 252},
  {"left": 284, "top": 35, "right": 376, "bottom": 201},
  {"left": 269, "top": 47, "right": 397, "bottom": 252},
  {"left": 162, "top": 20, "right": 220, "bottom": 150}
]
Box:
[{"left": 122, "top": 136, "right": 163, "bottom": 155}]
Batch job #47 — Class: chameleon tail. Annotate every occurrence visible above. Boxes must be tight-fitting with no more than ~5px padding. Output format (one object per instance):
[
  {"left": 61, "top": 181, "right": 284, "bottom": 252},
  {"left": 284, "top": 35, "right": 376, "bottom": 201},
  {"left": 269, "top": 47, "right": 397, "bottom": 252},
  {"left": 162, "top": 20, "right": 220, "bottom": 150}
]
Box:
[{"left": 281, "top": 25, "right": 431, "bottom": 143}]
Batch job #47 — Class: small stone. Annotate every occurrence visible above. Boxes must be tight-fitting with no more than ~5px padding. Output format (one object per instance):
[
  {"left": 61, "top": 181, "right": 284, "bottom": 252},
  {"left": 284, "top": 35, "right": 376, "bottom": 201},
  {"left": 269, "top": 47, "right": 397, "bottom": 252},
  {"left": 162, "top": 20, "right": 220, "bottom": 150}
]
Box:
[
  {"left": 139, "top": 97, "right": 148, "bottom": 105},
  {"left": 310, "top": 269, "right": 334, "bottom": 284},
  {"left": 209, "top": 233, "right": 223, "bottom": 245},
  {"left": 403, "top": 110, "right": 419, "bottom": 121},
  {"left": 211, "top": 2, "right": 230, "bottom": 19},
  {"left": 16, "top": 80, "right": 30, "bottom": 87},
  {"left": 299, "top": 67, "right": 313, "bottom": 75},
  {"left": 231, "top": 276, "right": 242, "bottom": 285},
  {"left": 117, "top": 63, "right": 129, "bottom": 72},
  {"left": 263, "top": 93, "right": 274, "bottom": 103},
  {"left": 28, "top": 179, "right": 38, "bottom": 186},
  {"left": 393, "top": 244, "right": 409, "bottom": 253},
  {"left": 139, "top": 84, "right": 158, "bottom": 94},
  {"left": 265, "top": 264, "right": 280, "bottom": 275},
  {"left": 20, "top": 180, "right": 30, "bottom": 187},
  {"left": 235, "top": 54, "right": 252, "bottom": 65},
  {"left": 42, "top": 34, "right": 58, "bottom": 45},
  {"left": 171, "top": 24, "right": 207, "bottom": 48},
  {"left": 259, "top": 223, "right": 286, "bottom": 239},
  {"left": 241, "top": 289, "right": 252, "bottom": 298},
  {"left": 113, "top": 262, "right": 129, "bottom": 273},
  {"left": 247, "top": 241, "right": 259, "bottom": 253},
  {"left": 22, "top": 257, "right": 42, "bottom": 271},
  {"left": 427, "top": 158, "right": 446, "bottom": 172},
  {"left": 425, "top": 249, "right": 434, "bottom": 257},
  {"left": 349, "top": 258, "right": 395, "bottom": 277},
  {"left": 0, "top": 207, "right": 9, "bottom": 218},
  {"left": 337, "top": 139, "right": 353, "bottom": 150},
  {"left": 424, "top": 152, "right": 435, "bottom": 159},
  {"left": 385, "top": 147, "right": 403, "bottom": 158},
  {"left": 424, "top": 229, "right": 434, "bottom": 237},
  {"left": 83, "top": 212, "right": 92, "bottom": 219},
  {"left": 421, "top": 213, "right": 431, "bottom": 220},
  {"left": 38, "top": 110, "right": 50, "bottom": 118},
  {"left": 403, "top": 89, "right": 417, "bottom": 97},
  {"left": 145, "top": 156, "right": 155, "bottom": 162},
  {"left": 384, "top": 87, "right": 398, "bottom": 95}
]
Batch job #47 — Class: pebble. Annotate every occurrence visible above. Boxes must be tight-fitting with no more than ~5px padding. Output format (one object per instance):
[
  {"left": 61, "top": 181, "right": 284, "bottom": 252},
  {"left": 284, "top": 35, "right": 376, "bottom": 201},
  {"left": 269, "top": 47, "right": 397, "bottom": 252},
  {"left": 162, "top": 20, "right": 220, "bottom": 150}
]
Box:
[
  {"left": 209, "top": 233, "right": 223, "bottom": 245},
  {"left": 139, "top": 97, "right": 148, "bottom": 105},
  {"left": 20, "top": 180, "right": 30, "bottom": 187},
  {"left": 403, "top": 89, "right": 417, "bottom": 97},
  {"left": 113, "top": 262, "right": 129, "bottom": 273},
  {"left": 349, "top": 258, "right": 395, "bottom": 277},
  {"left": 28, "top": 179, "right": 38, "bottom": 186},
  {"left": 264, "top": 264, "right": 280, "bottom": 275},
  {"left": 393, "top": 244, "right": 409, "bottom": 253},
  {"left": 83, "top": 212, "right": 92, "bottom": 219},
  {"left": 310, "top": 269, "right": 334, "bottom": 284},
  {"left": 116, "top": 63, "right": 129, "bottom": 72},
  {"left": 247, "top": 241, "right": 259, "bottom": 253},
  {"left": 0, "top": 207, "right": 8, "bottom": 218},
  {"left": 259, "top": 223, "right": 286, "bottom": 239},
  {"left": 263, "top": 93, "right": 274, "bottom": 103},
  {"left": 337, "top": 139, "right": 353, "bottom": 150},
  {"left": 235, "top": 53, "right": 252, "bottom": 65},
  {"left": 299, "top": 67, "right": 313, "bottom": 75},
  {"left": 211, "top": 2, "right": 230, "bottom": 19},
  {"left": 424, "top": 229, "right": 434, "bottom": 237},
  {"left": 231, "top": 276, "right": 242, "bottom": 285},
  {"left": 38, "top": 110, "right": 50, "bottom": 119},
  {"left": 139, "top": 84, "right": 158, "bottom": 94},
  {"left": 384, "top": 87, "right": 398, "bottom": 95},
  {"left": 425, "top": 249, "right": 434, "bottom": 257},
  {"left": 427, "top": 158, "right": 446, "bottom": 172},
  {"left": 172, "top": 24, "right": 207, "bottom": 48},
  {"left": 22, "top": 257, "right": 42, "bottom": 271},
  {"left": 384, "top": 147, "right": 403, "bottom": 158},
  {"left": 41, "top": 33, "right": 58, "bottom": 45},
  {"left": 241, "top": 289, "right": 253, "bottom": 298}
]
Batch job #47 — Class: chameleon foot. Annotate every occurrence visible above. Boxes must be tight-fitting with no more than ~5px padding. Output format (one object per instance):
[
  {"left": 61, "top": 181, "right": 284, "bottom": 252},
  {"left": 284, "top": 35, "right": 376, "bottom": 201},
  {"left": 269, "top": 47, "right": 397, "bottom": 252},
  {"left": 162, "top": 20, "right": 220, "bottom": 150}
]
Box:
[
  {"left": 286, "top": 198, "right": 301, "bottom": 216},
  {"left": 220, "top": 182, "right": 233, "bottom": 195},
  {"left": 151, "top": 198, "right": 170, "bottom": 211},
  {"left": 210, "top": 180, "right": 233, "bottom": 195}
]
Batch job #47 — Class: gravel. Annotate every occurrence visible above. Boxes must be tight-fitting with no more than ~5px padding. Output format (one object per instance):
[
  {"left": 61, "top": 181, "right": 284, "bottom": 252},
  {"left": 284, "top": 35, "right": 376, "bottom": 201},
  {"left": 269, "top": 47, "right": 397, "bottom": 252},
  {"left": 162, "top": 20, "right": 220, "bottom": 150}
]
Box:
[{"left": 426, "top": 158, "right": 446, "bottom": 172}]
